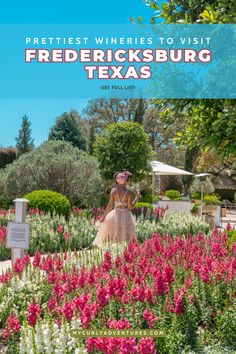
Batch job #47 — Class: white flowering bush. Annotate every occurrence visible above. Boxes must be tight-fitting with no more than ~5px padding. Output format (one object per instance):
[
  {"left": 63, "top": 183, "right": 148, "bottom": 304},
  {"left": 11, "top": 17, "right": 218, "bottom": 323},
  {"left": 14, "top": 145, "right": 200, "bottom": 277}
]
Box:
[{"left": 19, "top": 317, "right": 87, "bottom": 354}]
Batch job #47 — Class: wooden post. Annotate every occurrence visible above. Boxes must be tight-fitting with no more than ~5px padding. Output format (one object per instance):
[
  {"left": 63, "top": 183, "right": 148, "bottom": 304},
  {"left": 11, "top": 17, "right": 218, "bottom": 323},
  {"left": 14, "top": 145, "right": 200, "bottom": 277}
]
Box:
[{"left": 11, "top": 198, "right": 29, "bottom": 265}]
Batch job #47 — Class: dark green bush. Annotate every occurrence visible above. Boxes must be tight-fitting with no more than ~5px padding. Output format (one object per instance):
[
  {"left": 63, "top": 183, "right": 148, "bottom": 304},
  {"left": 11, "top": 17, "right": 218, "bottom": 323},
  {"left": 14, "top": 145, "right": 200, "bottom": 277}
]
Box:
[
  {"left": 0, "top": 147, "right": 17, "bottom": 169},
  {"left": 191, "top": 192, "right": 201, "bottom": 200},
  {"left": 0, "top": 194, "right": 13, "bottom": 210},
  {"left": 139, "top": 193, "right": 158, "bottom": 204},
  {"left": 215, "top": 189, "right": 236, "bottom": 202},
  {"left": 191, "top": 204, "right": 199, "bottom": 213},
  {"left": 24, "top": 190, "right": 71, "bottom": 218},
  {"left": 165, "top": 190, "right": 181, "bottom": 200}
]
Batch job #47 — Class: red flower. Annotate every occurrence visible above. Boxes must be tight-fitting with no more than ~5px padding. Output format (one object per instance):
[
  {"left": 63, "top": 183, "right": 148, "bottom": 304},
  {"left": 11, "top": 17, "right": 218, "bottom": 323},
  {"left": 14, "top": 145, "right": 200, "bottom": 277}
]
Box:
[
  {"left": 28, "top": 303, "right": 41, "bottom": 326},
  {"left": 58, "top": 224, "right": 64, "bottom": 233}
]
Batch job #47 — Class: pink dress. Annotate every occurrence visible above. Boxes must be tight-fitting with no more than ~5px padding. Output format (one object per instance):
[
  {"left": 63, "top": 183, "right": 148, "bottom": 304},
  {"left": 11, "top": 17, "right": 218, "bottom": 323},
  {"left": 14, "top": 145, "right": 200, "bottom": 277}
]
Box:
[{"left": 92, "top": 190, "right": 137, "bottom": 248}]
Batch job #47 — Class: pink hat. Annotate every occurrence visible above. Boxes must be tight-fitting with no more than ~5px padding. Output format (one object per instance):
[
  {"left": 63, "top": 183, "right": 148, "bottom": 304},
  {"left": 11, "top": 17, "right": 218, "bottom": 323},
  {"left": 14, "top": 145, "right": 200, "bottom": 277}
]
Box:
[{"left": 115, "top": 172, "right": 128, "bottom": 184}]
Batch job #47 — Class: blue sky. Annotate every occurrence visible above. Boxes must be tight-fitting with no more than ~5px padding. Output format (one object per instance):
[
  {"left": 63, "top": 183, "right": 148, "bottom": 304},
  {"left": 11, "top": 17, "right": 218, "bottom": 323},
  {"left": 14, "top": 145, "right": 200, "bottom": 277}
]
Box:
[{"left": 0, "top": 0, "right": 158, "bottom": 147}]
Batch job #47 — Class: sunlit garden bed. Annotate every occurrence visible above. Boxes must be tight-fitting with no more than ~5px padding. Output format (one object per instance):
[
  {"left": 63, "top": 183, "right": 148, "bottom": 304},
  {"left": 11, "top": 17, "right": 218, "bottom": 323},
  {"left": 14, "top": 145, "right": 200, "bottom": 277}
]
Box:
[{"left": 0, "top": 229, "right": 236, "bottom": 353}]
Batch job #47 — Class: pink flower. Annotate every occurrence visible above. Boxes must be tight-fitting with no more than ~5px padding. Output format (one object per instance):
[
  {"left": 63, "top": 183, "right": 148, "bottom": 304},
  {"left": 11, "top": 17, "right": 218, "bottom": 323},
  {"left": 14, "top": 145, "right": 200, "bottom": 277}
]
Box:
[
  {"left": 28, "top": 303, "right": 41, "bottom": 326},
  {"left": 63, "top": 301, "right": 74, "bottom": 321},
  {"left": 64, "top": 230, "right": 70, "bottom": 241},
  {"left": 138, "top": 338, "right": 156, "bottom": 354},
  {"left": 143, "top": 309, "right": 158, "bottom": 328},
  {"left": 7, "top": 315, "right": 20, "bottom": 333},
  {"left": 33, "top": 252, "right": 41, "bottom": 268},
  {"left": 58, "top": 224, "right": 64, "bottom": 233},
  {"left": 13, "top": 258, "right": 24, "bottom": 274}
]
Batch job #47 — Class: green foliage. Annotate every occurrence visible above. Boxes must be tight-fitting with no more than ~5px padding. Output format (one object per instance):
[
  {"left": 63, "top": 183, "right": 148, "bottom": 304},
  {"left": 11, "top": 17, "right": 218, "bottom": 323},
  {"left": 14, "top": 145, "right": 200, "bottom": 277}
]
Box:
[
  {"left": 15, "top": 115, "right": 34, "bottom": 156},
  {"left": 175, "top": 100, "right": 236, "bottom": 157},
  {"left": 234, "top": 192, "right": 236, "bottom": 203},
  {"left": 191, "top": 204, "right": 199, "bottom": 213},
  {"left": 165, "top": 189, "right": 181, "bottom": 200},
  {"left": 191, "top": 192, "right": 201, "bottom": 200},
  {"left": 217, "top": 306, "right": 236, "bottom": 345},
  {"left": 190, "top": 177, "right": 215, "bottom": 195},
  {"left": 149, "top": 0, "right": 236, "bottom": 24},
  {"left": 139, "top": 192, "right": 158, "bottom": 204},
  {"left": 48, "top": 111, "right": 87, "bottom": 150},
  {"left": 0, "top": 147, "right": 17, "bottom": 169},
  {"left": 215, "top": 189, "right": 235, "bottom": 202},
  {"left": 0, "top": 194, "right": 13, "bottom": 210},
  {"left": 94, "top": 122, "right": 153, "bottom": 181},
  {"left": 165, "top": 176, "right": 183, "bottom": 193},
  {"left": 203, "top": 194, "right": 221, "bottom": 205},
  {"left": 24, "top": 190, "right": 71, "bottom": 218},
  {"left": 227, "top": 230, "right": 236, "bottom": 252},
  {"left": 3, "top": 140, "right": 103, "bottom": 207},
  {"left": 134, "top": 202, "right": 153, "bottom": 209}
]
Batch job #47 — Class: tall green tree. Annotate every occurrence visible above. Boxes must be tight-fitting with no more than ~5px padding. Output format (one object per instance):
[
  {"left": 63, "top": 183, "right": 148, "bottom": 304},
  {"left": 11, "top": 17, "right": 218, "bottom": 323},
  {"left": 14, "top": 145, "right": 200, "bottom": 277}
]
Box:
[
  {"left": 15, "top": 115, "right": 34, "bottom": 156},
  {"left": 49, "top": 111, "right": 87, "bottom": 151},
  {"left": 94, "top": 122, "right": 153, "bottom": 181}
]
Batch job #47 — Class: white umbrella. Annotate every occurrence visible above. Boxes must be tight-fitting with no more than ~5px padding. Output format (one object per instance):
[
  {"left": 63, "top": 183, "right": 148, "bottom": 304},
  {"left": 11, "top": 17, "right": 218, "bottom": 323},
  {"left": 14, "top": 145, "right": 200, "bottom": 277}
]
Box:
[
  {"left": 150, "top": 161, "right": 194, "bottom": 204},
  {"left": 151, "top": 161, "right": 193, "bottom": 176}
]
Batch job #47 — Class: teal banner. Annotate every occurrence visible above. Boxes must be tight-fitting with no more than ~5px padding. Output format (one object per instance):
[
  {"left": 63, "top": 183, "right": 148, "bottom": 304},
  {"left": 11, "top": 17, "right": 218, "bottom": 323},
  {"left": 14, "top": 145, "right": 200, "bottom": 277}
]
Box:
[{"left": 0, "top": 24, "right": 235, "bottom": 98}]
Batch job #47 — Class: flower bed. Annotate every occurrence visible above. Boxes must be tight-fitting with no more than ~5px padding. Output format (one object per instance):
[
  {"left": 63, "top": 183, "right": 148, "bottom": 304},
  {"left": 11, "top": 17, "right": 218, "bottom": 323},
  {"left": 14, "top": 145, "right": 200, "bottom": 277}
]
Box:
[
  {"left": 0, "top": 229, "right": 235, "bottom": 353},
  {"left": 0, "top": 208, "right": 209, "bottom": 261},
  {"left": 0, "top": 209, "right": 210, "bottom": 261}
]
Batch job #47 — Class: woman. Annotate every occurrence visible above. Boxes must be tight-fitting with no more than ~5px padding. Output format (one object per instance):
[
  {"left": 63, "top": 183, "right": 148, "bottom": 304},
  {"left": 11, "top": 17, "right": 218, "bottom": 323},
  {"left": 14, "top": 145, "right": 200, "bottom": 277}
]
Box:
[{"left": 92, "top": 171, "right": 141, "bottom": 248}]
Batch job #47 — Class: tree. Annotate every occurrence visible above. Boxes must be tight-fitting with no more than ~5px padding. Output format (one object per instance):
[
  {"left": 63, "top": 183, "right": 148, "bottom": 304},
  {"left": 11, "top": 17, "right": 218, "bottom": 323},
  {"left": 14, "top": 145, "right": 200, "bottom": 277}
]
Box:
[
  {"left": 94, "top": 122, "right": 153, "bottom": 181},
  {"left": 15, "top": 115, "right": 34, "bottom": 156},
  {"left": 143, "top": 105, "right": 186, "bottom": 166},
  {"left": 83, "top": 98, "right": 149, "bottom": 127},
  {"left": 145, "top": 0, "right": 236, "bottom": 24},
  {"left": 168, "top": 99, "right": 236, "bottom": 157},
  {"left": 3, "top": 140, "right": 103, "bottom": 207},
  {"left": 144, "top": 3, "right": 236, "bottom": 157},
  {"left": 0, "top": 147, "right": 17, "bottom": 169},
  {"left": 49, "top": 111, "right": 87, "bottom": 150}
]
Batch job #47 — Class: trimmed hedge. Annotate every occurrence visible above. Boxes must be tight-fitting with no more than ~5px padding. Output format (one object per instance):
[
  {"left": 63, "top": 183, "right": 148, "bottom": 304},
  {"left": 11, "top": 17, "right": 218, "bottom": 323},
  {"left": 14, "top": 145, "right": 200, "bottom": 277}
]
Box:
[
  {"left": 24, "top": 190, "right": 71, "bottom": 218},
  {"left": 165, "top": 189, "right": 181, "bottom": 200},
  {"left": 191, "top": 192, "right": 201, "bottom": 200}
]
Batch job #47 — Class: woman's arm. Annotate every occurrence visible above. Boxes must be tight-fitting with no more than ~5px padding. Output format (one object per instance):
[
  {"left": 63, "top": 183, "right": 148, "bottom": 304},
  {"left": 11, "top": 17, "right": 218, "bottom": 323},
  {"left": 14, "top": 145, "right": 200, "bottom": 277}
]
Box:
[
  {"left": 100, "top": 190, "right": 114, "bottom": 222},
  {"left": 127, "top": 190, "right": 141, "bottom": 210}
]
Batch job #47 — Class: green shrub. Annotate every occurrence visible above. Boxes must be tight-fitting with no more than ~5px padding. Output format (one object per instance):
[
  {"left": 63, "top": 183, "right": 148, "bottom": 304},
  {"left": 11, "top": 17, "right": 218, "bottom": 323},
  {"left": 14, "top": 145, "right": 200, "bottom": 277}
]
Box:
[
  {"left": 0, "top": 194, "right": 13, "bottom": 210},
  {"left": 191, "top": 204, "right": 198, "bottom": 213},
  {"left": 217, "top": 306, "right": 236, "bottom": 345},
  {"left": 139, "top": 193, "right": 158, "bottom": 204},
  {"left": 234, "top": 192, "right": 236, "bottom": 203},
  {"left": 203, "top": 194, "right": 221, "bottom": 205},
  {"left": 134, "top": 202, "right": 153, "bottom": 210},
  {"left": 3, "top": 140, "right": 103, "bottom": 207},
  {"left": 24, "top": 190, "right": 71, "bottom": 218},
  {"left": 165, "top": 190, "right": 181, "bottom": 200},
  {"left": 191, "top": 192, "right": 201, "bottom": 200}
]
